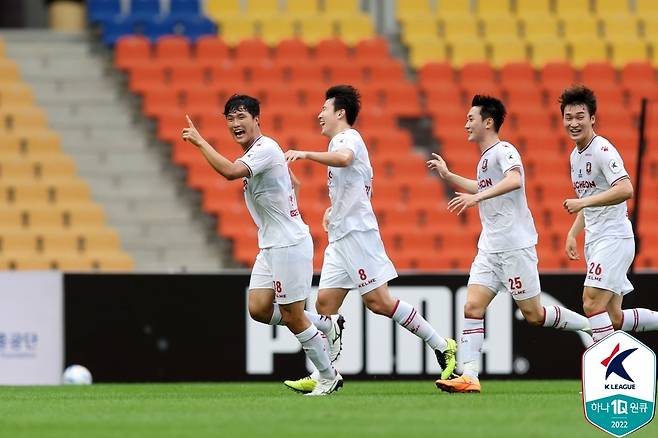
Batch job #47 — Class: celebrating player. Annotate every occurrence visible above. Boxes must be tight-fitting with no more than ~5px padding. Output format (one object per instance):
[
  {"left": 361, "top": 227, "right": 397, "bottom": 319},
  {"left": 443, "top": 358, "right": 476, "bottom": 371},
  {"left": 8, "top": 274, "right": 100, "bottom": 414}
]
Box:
[
  {"left": 431, "top": 95, "right": 591, "bottom": 394},
  {"left": 282, "top": 85, "right": 457, "bottom": 393},
  {"left": 182, "top": 95, "right": 342, "bottom": 396},
  {"left": 560, "top": 85, "right": 658, "bottom": 342}
]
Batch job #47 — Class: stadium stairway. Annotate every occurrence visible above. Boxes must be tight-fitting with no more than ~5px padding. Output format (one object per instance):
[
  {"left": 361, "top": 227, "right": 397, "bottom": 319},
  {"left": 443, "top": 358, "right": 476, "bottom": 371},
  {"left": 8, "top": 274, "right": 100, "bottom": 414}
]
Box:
[{"left": 1, "top": 30, "right": 231, "bottom": 272}]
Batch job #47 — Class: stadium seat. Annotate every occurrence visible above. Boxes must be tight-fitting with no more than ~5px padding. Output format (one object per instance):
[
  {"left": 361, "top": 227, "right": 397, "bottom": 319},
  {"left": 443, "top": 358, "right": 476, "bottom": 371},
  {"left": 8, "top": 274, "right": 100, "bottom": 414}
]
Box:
[
  {"left": 441, "top": 16, "right": 480, "bottom": 43},
  {"left": 245, "top": 0, "right": 279, "bottom": 19},
  {"left": 610, "top": 40, "right": 650, "bottom": 68},
  {"left": 195, "top": 36, "right": 229, "bottom": 63},
  {"left": 450, "top": 40, "right": 488, "bottom": 66},
  {"left": 337, "top": 16, "right": 375, "bottom": 45},
  {"left": 315, "top": 38, "right": 350, "bottom": 62},
  {"left": 560, "top": 16, "right": 600, "bottom": 39},
  {"left": 354, "top": 37, "right": 390, "bottom": 62},
  {"left": 601, "top": 16, "right": 641, "bottom": 42},
  {"left": 286, "top": 0, "right": 318, "bottom": 17},
  {"left": 596, "top": 0, "right": 632, "bottom": 16},
  {"left": 131, "top": 0, "right": 161, "bottom": 20},
  {"left": 529, "top": 39, "right": 568, "bottom": 66},
  {"left": 259, "top": 17, "right": 296, "bottom": 46},
  {"left": 219, "top": 17, "right": 257, "bottom": 45},
  {"left": 155, "top": 35, "right": 192, "bottom": 64},
  {"left": 581, "top": 61, "right": 618, "bottom": 87},
  {"left": 114, "top": 35, "right": 151, "bottom": 70},
  {"left": 396, "top": 0, "right": 433, "bottom": 20},
  {"left": 514, "top": 0, "right": 550, "bottom": 17},
  {"left": 88, "top": 0, "right": 122, "bottom": 25},
  {"left": 554, "top": 0, "right": 591, "bottom": 17},
  {"left": 299, "top": 17, "right": 335, "bottom": 45},
  {"left": 569, "top": 38, "right": 608, "bottom": 68},
  {"left": 481, "top": 16, "right": 519, "bottom": 39},
  {"left": 488, "top": 38, "right": 528, "bottom": 67},
  {"left": 408, "top": 38, "right": 449, "bottom": 69},
  {"left": 170, "top": 0, "right": 201, "bottom": 16},
  {"left": 0, "top": 59, "right": 20, "bottom": 82}
]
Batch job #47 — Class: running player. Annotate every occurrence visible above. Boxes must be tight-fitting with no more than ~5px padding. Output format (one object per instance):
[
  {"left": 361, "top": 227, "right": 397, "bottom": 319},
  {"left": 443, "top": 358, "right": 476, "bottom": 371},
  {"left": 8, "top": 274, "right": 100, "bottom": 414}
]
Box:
[
  {"left": 181, "top": 95, "right": 341, "bottom": 395},
  {"left": 560, "top": 85, "right": 658, "bottom": 341},
  {"left": 432, "top": 95, "right": 591, "bottom": 394},
  {"left": 282, "top": 85, "right": 457, "bottom": 393}
]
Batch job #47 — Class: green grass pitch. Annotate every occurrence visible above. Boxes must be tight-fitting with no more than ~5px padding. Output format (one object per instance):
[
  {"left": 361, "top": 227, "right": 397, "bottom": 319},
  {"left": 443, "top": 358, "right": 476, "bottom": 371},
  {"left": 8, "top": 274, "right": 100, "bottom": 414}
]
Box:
[{"left": 0, "top": 381, "right": 655, "bottom": 438}]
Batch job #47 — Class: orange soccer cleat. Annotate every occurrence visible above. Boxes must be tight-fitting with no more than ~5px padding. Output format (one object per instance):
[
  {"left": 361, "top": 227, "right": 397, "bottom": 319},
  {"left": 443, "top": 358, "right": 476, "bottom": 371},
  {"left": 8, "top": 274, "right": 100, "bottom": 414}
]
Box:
[{"left": 435, "top": 375, "right": 481, "bottom": 393}]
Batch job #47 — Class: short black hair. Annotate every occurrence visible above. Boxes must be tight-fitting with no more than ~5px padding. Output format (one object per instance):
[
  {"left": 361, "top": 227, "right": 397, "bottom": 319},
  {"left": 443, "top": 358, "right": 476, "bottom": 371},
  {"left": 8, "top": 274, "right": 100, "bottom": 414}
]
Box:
[
  {"left": 471, "top": 95, "right": 506, "bottom": 132},
  {"left": 224, "top": 94, "right": 260, "bottom": 118},
  {"left": 326, "top": 85, "right": 361, "bottom": 125},
  {"left": 559, "top": 85, "right": 597, "bottom": 116}
]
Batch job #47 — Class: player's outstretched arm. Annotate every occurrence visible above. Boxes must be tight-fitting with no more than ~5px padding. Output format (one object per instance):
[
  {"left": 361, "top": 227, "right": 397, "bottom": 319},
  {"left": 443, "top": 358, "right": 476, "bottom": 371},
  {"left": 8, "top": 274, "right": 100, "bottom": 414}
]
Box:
[
  {"left": 565, "top": 210, "right": 584, "bottom": 260},
  {"left": 563, "top": 178, "right": 633, "bottom": 213},
  {"left": 182, "top": 115, "right": 248, "bottom": 180},
  {"left": 447, "top": 168, "right": 522, "bottom": 215},
  {"left": 285, "top": 149, "right": 354, "bottom": 167},
  {"left": 427, "top": 153, "right": 478, "bottom": 194}
]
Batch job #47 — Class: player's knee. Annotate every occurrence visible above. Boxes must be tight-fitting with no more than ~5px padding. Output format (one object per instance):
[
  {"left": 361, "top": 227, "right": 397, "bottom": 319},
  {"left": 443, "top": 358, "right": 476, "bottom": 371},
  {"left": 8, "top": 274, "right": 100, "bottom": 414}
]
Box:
[
  {"left": 363, "top": 296, "right": 393, "bottom": 316},
  {"left": 523, "top": 310, "right": 544, "bottom": 327},
  {"left": 583, "top": 300, "right": 606, "bottom": 317},
  {"left": 315, "top": 295, "right": 334, "bottom": 315},
  {"left": 608, "top": 310, "right": 623, "bottom": 330},
  {"left": 248, "top": 303, "right": 270, "bottom": 324},
  {"left": 463, "top": 301, "right": 486, "bottom": 319}
]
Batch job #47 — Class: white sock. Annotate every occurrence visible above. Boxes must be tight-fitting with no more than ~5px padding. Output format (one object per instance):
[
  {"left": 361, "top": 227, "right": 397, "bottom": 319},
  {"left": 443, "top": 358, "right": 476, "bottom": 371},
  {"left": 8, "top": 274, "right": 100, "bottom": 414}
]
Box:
[
  {"left": 295, "top": 325, "right": 335, "bottom": 379},
  {"left": 270, "top": 304, "right": 332, "bottom": 334},
  {"left": 460, "top": 318, "right": 484, "bottom": 379},
  {"left": 589, "top": 311, "right": 615, "bottom": 342},
  {"left": 390, "top": 300, "right": 448, "bottom": 351},
  {"left": 622, "top": 308, "right": 658, "bottom": 332},
  {"left": 542, "top": 305, "right": 589, "bottom": 331}
]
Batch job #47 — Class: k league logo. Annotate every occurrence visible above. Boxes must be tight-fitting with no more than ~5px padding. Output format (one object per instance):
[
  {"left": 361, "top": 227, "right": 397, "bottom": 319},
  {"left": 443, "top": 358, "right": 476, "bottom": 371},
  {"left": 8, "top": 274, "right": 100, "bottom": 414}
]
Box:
[{"left": 582, "top": 331, "right": 656, "bottom": 437}]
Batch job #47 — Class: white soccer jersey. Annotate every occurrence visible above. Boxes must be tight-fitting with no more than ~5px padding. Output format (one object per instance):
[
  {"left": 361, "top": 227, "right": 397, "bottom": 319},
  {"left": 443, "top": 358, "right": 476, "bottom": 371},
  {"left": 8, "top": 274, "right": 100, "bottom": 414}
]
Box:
[
  {"left": 476, "top": 141, "right": 538, "bottom": 252},
  {"left": 236, "top": 135, "right": 310, "bottom": 249},
  {"left": 569, "top": 134, "right": 633, "bottom": 244},
  {"left": 326, "top": 129, "right": 379, "bottom": 242}
]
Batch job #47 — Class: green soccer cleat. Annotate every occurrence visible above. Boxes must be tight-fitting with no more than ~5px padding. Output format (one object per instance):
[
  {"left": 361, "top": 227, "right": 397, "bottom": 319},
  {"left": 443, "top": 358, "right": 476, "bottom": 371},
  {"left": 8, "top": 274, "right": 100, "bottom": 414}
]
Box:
[
  {"left": 283, "top": 376, "right": 316, "bottom": 393},
  {"left": 435, "top": 338, "right": 458, "bottom": 380}
]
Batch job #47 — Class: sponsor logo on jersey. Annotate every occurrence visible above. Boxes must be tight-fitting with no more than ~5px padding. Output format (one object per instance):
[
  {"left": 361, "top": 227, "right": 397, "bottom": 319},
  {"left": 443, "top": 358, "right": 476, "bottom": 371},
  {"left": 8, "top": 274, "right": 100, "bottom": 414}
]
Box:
[
  {"left": 574, "top": 180, "right": 597, "bottom": 189},
  {"left": 478, "top": 178, "right": 493, "bottom": 190}
]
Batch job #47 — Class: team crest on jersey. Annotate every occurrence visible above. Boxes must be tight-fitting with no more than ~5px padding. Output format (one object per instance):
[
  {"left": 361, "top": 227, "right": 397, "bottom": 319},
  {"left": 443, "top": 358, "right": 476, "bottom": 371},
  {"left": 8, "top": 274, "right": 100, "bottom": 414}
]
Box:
[
  {"left": 586, "top": 162, "right": 592, "bottom": 174},
  {"left": 481, "top": 159, "right": 488, "bottom": 172}
]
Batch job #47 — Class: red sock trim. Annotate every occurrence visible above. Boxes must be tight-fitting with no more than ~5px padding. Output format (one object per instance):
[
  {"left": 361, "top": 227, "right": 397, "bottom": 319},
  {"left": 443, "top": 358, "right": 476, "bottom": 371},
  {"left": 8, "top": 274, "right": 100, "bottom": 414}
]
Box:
[{"left": 389, "top": 299, "right": 400, "bottom": 318}]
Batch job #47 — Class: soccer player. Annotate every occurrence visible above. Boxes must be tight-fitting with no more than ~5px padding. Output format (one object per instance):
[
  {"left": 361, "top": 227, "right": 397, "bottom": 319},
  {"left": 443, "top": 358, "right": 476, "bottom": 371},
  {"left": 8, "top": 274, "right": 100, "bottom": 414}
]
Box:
[
  {"left": 181, "top": 95, "right": 342, "bottom": 396},
  {"left": 560, "top": 85, "right": 658, "bottom": 342},
  {"left": 282, "top": 85, "right": 457, "bottom": 393},
  {"left": 431, "top": 95, "right": 590, "bottom": 394}
]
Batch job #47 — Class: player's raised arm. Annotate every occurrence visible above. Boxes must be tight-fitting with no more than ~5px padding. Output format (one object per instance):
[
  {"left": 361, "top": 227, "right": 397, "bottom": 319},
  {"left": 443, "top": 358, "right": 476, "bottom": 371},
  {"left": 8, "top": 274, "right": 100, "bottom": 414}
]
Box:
[
  {"left": 182, "top": 115, "right": 249, "bottom": 180},
  {"left": 427, "top": 153, "right": 478, "bottom": 194},
  {"left": 285, "top": 149, "right": 354, "bottom": 167}
]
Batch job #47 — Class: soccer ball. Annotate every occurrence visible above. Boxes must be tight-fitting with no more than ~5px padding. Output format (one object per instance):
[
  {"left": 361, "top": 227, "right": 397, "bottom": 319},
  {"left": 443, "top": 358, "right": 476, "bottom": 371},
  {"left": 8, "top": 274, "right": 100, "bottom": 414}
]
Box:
[{"left": 62, "top": 364, "right": 93, "bottom": 385}]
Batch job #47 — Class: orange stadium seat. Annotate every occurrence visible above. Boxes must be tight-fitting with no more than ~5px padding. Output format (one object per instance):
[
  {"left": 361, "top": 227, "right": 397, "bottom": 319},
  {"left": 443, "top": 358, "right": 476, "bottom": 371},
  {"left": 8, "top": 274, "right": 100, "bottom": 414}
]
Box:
[
  {"left": 275, "top": 38, "right": 311, "bottom": 65},
  {"left": 155, "top": 35, "right": 192, "bottom": 64},
  {"left": 195, "top": 36, "right": 230, "bottom": 62}
]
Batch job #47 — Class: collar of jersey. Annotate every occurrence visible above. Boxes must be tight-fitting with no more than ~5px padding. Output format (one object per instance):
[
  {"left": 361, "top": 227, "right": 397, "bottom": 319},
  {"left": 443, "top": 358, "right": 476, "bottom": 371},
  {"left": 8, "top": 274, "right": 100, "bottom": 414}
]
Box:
[
  {"left": 243, "top": 135, "right": 263, "bottom": 154},
  {"left": 481, "top": 140, "right": 501, "bottom": 156},
  {"left": 577, "top": 133, "right": 598, "bottom": 154}
]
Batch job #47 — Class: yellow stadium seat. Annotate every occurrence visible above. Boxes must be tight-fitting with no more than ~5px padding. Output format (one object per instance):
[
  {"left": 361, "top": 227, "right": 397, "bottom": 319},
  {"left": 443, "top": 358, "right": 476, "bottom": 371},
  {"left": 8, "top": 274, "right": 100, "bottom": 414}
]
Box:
[
  {"left": 0, "top": 108, "right": 47, "bottom": 132},
  {"left": 24, "top": 131, "right": 61, "bottom": 155},
  {"left": 561, "top": 16, "right": 601, "bottom": 39},
  {"left": 396, "top": 0, "right": 433, "bottom": 20},
  {"left": 441, "top": 16, "right": 480, "bottom": 42},
  {"left": 11, "top": 255, "right": 51, "bottom": 271},
  {"left": 246, "top": 0, "right": 279, "bottom": 18},
  {"left": 8, "top": 183, "right": 50, "bottom": 204},
  {"left": 0, "top": 84, "right": 34, "bottom": 107},
  {"left": 437, "top": 0, "right": 472, "bottom": 17},
  {"left": 0, "top": 208, "right": 22, "bottom": 228},
  {"left": 476, "top": 0, "right": 512, "bottom": 16},
  {"left": 400, "top": 17, "right": 439, "bottom": 45},
  {"left": 636, "top": 0, "right": 658, "bottom": 16},
  {"left": 610, "top": 39, "right": 650, "bottom": 67},
  {"left": 94, "top": 253, "right": 134, "bottom": 271},
  {"left": 408, "top": 39, "right": 449, "bottom": 69},
  {"left": 258, "top": 17, "right": 295, "bottom": 46},
  {"left": 488, "top": 38, "right": 528, "bottom": 67},
  {"left": 521, "top": 16, "right": 559, "bottom": 41},
  {"left": 205, "top": 0, "right": 241, "bottom": 20},
  {"left": 53, "top": 254, "right": 94, "bottom": 271},
  {"left": 299, "top": 17, "right": 335, "bottom": 45},
  {"left": 602, "top": 16, "right": 641, "bottom": 42},
  {"left": 0, "top": 231, "right": 37, "bottom": 254},
  {"left": 555, "top": 0, "right": 592, "bottom": 17},
  {"left": 481, "top": 15, "right": 520, "bottom": 39},
  {"left": 27, "top": 208, "right": 64, "bottom": 229},
  {"left": 0, "top": 59, "right": 19, "bottom": 82},
  {"left": 324, "top": 0, "right": 360, "bottom": 17},
  {"left": 35, "top": 156, "right": 77, "bottom": 179},
  {"left": 529, "top": 39, "right": 568, "bottom": 66},
  {"left": 337, "top": 16, "right": 375, "bottom": 45},
  {"left": 0, "top": 134, "right": 21, "bottom": 157},
  {"left": 596, "top": 0, "right": 632, "bottom": 17},
  {"left": 65, "top": 205, "right": 106, "bottom": 228},
  {"left": 82, "top": 230, "right": 121, "bottom": 252},
  {"left": 53, "top": 180, "right": 91, "bottom": 204},
  {"left": 570, "top": 38, "right": 609, "bottom": 67},
  {"left": 450, "top": 39, "right": 488, "bottom": 66},
  {"left": 514, "top": 0, "right": 551, "bottom": 17},
  {"left": 218, "top": 18, "right": 257, "bottom": 45},
  {"left": 40, "top": 232, "right": 79, "bottom": 255},
  {"left": 286, "top": 0, "right": 319, "bottom": 17},
  {"left": 643, "top": 16, "right": 658, "bottom": 39},
  {"left": 0, "top": 159, "right": 33, "bottom": 180}
]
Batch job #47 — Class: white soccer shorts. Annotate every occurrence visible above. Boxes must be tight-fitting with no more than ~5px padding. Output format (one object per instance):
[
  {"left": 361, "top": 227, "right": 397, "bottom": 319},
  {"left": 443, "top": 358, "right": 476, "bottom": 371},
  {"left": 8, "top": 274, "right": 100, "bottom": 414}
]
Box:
[
  {"left": 468, "top": 246, "right": 541, "bottom": 301},
  {"left": 248, "top": 235, "right": 313, "bottom": 304},
  {"left": 319, "top": 229, "right": 398, "bottom": 295},
  {"left": 583, "top": 237, "right": 634, "bottom": 295}
]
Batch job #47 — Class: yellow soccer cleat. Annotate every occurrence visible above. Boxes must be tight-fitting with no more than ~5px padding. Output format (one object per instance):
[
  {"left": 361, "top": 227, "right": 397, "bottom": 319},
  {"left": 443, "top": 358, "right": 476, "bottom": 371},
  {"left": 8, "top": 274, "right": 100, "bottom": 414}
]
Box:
[
  {"left": 434, "top": 338, "right": 458, "bottom": 380},
  {"left": 283, "top": 376, "right": 316, "bottom": 394},
  {"left": 435, "top": 374, "right": 481, "bottom": 393}
]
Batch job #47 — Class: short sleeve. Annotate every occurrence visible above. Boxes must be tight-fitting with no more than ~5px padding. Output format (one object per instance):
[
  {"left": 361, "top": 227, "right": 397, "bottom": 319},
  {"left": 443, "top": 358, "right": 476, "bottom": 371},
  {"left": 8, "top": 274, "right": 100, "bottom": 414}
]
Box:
[
  {"left": 237, "top": 143, "right": 275, "bottom": 177},
  {"left": 496, "top": 144, "right": 523, "bottom": 174},
  {"left": 597, "top": 143, "right": 629, "bottom": 186},
  {"left": 331, "top": 133, "right": 359, "bottom": 155}
]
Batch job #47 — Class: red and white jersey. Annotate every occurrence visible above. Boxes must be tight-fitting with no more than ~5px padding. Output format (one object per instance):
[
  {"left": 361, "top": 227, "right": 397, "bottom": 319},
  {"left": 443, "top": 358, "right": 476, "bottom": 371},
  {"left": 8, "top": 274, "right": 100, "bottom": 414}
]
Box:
[
  {"left": 476, "top": 141, "right": 537, "bottom": 252},
  {"left": 569, "top": 134, "right": 633, "bottom": 244},
  {"left": 237, "top": 135, "right": 310, "bottom": 249},
  {"left": 326, "top": 129, "right": 379, "bottom": 242}
]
